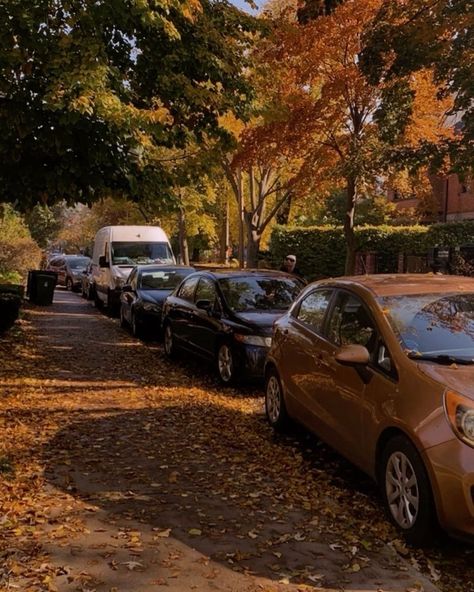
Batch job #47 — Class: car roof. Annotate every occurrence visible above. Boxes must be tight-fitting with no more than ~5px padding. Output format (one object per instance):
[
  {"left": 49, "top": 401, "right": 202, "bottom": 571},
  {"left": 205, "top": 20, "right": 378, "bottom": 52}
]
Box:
[
  {"left": 315, "top": 274, "right": 474, "bottom": 298},
  {"left": 192, "top": 268, "right": 300, "bottom": 280}
]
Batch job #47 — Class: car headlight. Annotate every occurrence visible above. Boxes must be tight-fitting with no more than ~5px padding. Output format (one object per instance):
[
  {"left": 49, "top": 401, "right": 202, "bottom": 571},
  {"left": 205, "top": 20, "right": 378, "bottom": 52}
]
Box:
[
  {"left": 234, "top": 334, "right": 272, "bottom": 348},
  {"left": 143, "top": 302, "right": 161, "bottom": 313},
  {"left": 444, "top": 390, "right": 474, "bottom": 448}
]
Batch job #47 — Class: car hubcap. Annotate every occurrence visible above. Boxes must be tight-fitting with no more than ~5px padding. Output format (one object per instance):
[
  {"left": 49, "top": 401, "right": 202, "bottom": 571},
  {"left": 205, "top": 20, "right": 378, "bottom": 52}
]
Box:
[
  {"left": 385, "top": 452, "right": 419, "bottom": 529},
  {"left": 164, "top": 326, "right": 173, "bottom": 354},
  {"left": 266, "top": 375, "right": 281, "bottom": 423},
  {"left": 218, "top": 345, "right": 233, "bottom": 382}
]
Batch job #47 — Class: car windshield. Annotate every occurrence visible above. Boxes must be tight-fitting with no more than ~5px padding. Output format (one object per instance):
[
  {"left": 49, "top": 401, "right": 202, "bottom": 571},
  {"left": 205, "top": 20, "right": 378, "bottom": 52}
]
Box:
[
  {"left": 68, "top": 257, "right": 90, "bottom": 269},
  {"left": 140, "top": 269, "right": 193, "bottom": 290},
  {"left": 378, "top": 292, "right": 474, "bottom": 360},
  {"left": 218, "top": 276, "right": 303, "bottom": 312},
  {"left": 111, "top": 242, "right": 174, "bottom": 265}
]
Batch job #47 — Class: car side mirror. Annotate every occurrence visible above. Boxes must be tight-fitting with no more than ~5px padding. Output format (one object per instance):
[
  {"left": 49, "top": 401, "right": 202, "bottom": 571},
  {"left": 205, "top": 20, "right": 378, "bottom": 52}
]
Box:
[
  {"left": 196, "top": 299, "right": 212, "bottom": 312},
  {"left": 335, "top": 344, "right": 370, "bottom": 366},
  {"left": 99, "top": 256, "right": 108, "bottom": 268}
]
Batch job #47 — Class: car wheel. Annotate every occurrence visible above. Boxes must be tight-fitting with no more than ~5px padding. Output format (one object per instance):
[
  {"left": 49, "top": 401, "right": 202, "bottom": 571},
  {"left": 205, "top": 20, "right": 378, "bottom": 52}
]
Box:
[
  {"left": 163, "top": 323, "right": 177, "bottom": 358},
  {"left": 94, "top": 291, "right": 103, "bottom": 310},
  {"left": 131, "top": 309, "right": 141, "bottom": 338},
  {"left": 380, "top": 435, "right": 438, "bottom": 546},
  {"left": 120, "top": 305, "right": 128, "bottom": 329},
  {"left": 66, "top": 277, "right": 73, "bottom": 291},
  {"left": 265, "top": 367, "right": 290, "bottom": 431},
  {"left": 217, "top": 343, "right": 236, "bottom": 385}
]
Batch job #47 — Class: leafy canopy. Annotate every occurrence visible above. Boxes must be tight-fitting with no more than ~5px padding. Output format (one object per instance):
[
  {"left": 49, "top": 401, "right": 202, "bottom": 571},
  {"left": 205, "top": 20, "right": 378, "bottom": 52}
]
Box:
[{"left": 0, "top": 0, "right": 259, "bottom": 209}]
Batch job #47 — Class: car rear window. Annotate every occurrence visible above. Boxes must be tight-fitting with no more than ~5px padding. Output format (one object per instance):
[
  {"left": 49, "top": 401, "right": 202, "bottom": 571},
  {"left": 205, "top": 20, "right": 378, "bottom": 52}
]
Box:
[{"left": 140, "top": 269, "right": 193, "bottom": 290}]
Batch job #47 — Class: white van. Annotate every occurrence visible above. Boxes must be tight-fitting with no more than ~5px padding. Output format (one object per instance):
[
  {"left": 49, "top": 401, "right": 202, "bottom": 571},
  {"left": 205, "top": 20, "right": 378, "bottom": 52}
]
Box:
[{"left": 91, "top": 225, "right": 175, "bottom": 311}]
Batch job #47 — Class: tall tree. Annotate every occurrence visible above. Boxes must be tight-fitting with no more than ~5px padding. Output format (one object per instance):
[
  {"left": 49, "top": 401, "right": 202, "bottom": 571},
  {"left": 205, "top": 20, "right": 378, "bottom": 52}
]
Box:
[
  {"left": 257, "top": 0, "right": 452, "bottom": 273},
  {"left": 0, "top": 0, "right": 258, "bottom": 209},
  {"left": 361, "top": 0, "right": 473, "bottom": 171}
]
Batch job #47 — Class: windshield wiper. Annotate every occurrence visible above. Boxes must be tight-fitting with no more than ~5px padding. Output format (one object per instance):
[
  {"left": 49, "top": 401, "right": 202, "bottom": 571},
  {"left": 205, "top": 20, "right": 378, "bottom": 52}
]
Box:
[{"left": 407, "top": 352, "right": 474, "bottom": 365}]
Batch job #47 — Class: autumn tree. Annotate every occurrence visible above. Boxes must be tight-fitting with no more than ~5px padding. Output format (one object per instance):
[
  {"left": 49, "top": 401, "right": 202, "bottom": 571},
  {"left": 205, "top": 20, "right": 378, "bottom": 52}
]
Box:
[
  {"left": 361, "top": 0, "right": 473, "bottom": 171},
  {"left": 258, "top": 0, "right": 452, "bottom": 273}
]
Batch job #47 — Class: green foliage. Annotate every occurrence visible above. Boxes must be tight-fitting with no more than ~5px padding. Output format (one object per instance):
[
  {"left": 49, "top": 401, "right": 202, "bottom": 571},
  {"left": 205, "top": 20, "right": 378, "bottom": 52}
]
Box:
[
  {"left": 0, "top": 0, "right": 259, "bottom": 209},
  {"left": 297, "top": 0, "right": 344, "bottom": 23},
  {"left": 295, "top": 190, "right": 397, "bottom": 226},
  {"left": 0, "top": 205, "right": 41, "bottom": 282},
  {"left": 361, "top": 0, "right": 473, "bottom": 171},
  {"left": 270, "top": 221, "right": 474, "bottom": 280},
  {"left": 25, "top": 204, "right": 63, "bottom": 248}
]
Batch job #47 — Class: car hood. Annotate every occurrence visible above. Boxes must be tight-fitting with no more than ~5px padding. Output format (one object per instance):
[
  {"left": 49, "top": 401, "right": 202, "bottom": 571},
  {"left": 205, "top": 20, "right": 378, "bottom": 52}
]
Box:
[
  {"left": 139, "top": 290, "right": 171, "bottom": 305},
  {"left": 232, "top": 310, "right": 284, "bottom": 334},
  {"left": 417, "top": 363, "right": 474, "bottom": 401}
]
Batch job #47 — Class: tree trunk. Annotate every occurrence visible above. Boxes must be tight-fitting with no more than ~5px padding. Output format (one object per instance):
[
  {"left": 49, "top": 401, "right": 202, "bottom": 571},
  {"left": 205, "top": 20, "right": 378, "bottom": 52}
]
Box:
[
  {"left": 244, "top": 211, "right": 261, "bottom": 268},
  {"left": 276, "top": 190, "right": 292, "bottom": 225},
  {"left": 344, "top": 177, "right": 357, "bottom": 275},
  {"left": 178, "top": 206, "right": 190, "bottom": 265},
  {"left": 219, "top": 198, "right": 230, "bottom": 264},
  {"left": 236, "top": 168, "right": 245, "bottom": 268}
]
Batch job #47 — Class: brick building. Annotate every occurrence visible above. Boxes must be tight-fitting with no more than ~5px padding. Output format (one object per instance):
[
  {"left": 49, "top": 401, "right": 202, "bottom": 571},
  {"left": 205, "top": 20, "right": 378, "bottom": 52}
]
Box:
[{"left": 389, "top": 174, "right": 474, "bottom": 222}]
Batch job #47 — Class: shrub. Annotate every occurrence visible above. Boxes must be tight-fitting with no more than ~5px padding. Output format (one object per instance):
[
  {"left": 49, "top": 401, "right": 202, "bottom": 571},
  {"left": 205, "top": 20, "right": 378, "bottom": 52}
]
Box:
[
  {"left": 0, "top": 205, "right": 42, "bottom": 283},
  {"left": 270, "top": 221, "right": 474, "bottom": 280}
]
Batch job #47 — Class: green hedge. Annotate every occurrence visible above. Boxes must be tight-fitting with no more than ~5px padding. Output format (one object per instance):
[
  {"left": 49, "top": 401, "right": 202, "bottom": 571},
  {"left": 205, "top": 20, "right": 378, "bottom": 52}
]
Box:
[{"left": 270, "top": 221, "right": 474, "bottom": 280}]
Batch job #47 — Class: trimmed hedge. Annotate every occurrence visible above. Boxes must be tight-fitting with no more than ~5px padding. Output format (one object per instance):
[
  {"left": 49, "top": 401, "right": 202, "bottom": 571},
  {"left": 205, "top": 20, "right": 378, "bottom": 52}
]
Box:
[{"left": 270, "top": 221, "right": 474, "bottom": 280}]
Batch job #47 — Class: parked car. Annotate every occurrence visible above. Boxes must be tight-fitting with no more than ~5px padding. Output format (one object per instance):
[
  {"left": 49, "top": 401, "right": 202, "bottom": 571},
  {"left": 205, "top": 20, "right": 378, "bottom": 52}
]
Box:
[
  {"left": 120, "top": 265, "right": 195, "bottom": 337},
  {"left": 46, "top": 255, "right": 91, "bottom": 291},
  {"left": 264, "top": 274, "right": 474, "bottom": 544},
  {"left": 162, "top": 269, "right": 305, "bottom": 383},
  {"left": 81, "top": 262, "right": 95, "bottom": 300}
]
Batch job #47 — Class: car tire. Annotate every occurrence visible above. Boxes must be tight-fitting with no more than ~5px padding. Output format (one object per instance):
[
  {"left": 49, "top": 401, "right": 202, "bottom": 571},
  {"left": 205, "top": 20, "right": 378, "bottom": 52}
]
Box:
[
  {"left": 163, "top": 322, "right": 177, "bottom": 358},
  {"left": 216, "top": 342, "right": 237, "bottom": 385},
  {"left": 66, "top": 277, "right": 73, "bottom": 291},
  {"left": 265, "top": 367, "right": 290, "bottom": 431},
  {"left": 120, "top": 305, "right": 128, "bottom": 329},
  {"left": 131, "top": 309, "right": 142, "bottom": 338},
  {"left": 94, "top": 291, "right": 103, "bottom": 310},
  {"left": 380, "top": 435, "right": 438, "bottom": 546}
]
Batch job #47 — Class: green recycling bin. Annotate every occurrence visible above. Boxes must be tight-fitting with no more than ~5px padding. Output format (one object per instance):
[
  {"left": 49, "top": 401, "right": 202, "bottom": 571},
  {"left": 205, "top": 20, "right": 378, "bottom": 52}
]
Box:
[{"left": 27, "top": 271, "right": 57, "bottom": 305}]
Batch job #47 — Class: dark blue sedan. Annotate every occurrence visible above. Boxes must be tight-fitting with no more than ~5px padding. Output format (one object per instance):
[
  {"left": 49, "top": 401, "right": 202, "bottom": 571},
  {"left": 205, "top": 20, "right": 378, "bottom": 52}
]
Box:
[
  {"left": 161, "top": 269, "right": 305, "bottom": 383},
  {"left": 120, "top": 265, "right": 195, "bottom": 338}
]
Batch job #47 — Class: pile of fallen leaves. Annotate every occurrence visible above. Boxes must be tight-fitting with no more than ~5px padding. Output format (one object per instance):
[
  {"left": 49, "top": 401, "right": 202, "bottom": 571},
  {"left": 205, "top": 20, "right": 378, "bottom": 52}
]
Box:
[{"left": 0, "top": 303, "right": 472, "bottom": 592}]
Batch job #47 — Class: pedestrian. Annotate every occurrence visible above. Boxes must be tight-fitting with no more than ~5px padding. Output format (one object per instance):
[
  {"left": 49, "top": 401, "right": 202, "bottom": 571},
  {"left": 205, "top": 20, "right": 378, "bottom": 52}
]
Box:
[{"left": 280, "top": 254, "right": 303, "bottom": 278}]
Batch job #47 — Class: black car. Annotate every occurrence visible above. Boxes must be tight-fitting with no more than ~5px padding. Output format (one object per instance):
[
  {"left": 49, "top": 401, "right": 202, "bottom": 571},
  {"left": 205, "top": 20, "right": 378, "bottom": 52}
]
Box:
[
  {"left": 120, "top": 265, "right": 195, "bottom": 338},
  {"left": 161, "top": 269, "right": 305, "bottom": 383}
]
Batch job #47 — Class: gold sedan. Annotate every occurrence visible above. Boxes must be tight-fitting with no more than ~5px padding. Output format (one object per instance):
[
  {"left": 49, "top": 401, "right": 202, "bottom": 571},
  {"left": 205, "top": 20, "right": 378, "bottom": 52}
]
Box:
[{"left": 265, "top": 274, "right": 474, "bottom": 544}]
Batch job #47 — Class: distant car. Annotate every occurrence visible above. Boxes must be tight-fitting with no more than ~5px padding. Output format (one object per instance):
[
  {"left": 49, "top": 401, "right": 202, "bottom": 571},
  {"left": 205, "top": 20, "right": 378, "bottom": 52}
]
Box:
[
  {"left": 46, "top": 255, "right": 91, "bottom": 291},
  {"left": 120, "top": 265, "right": 195, "bottom": 338},
  {"left": 265, "top": 274, "right": 474, "bottom": 544},
  {"left": 161, "top": 269, "right": 305, "bottom": 383},
  {"left": 81, "top": 262, "right": 95, "bottom": 300}
]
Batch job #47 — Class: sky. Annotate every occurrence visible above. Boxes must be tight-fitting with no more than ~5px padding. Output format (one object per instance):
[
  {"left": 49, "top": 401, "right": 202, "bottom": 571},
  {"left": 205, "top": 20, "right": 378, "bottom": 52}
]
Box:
[{"left": 230, "top": 0, "right": 262, "bottom": 14}]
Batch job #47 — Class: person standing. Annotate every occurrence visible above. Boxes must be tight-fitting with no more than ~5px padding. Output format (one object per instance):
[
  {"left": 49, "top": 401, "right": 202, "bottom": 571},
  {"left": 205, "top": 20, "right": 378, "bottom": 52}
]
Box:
[{"left": 280, "top": 254, "right": 303, "bottom": 278}]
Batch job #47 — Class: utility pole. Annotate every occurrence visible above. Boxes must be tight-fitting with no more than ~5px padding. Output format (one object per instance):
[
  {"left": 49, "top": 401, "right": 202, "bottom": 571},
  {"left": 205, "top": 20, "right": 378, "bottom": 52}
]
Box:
[{"left": 237, "top": 168, "right": 245, "bottom": 268}]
